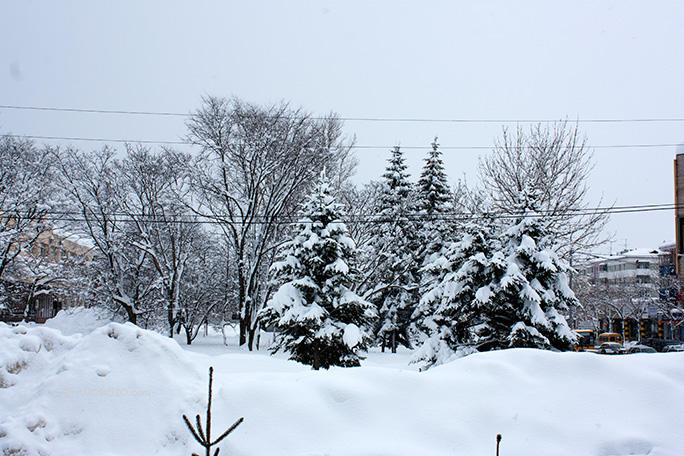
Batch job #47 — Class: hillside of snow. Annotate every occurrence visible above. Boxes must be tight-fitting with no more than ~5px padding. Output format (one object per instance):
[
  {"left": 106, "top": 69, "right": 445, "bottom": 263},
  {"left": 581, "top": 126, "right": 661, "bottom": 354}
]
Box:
[{"left": 1, "top": 310, "right": 683, "bottom": 456}]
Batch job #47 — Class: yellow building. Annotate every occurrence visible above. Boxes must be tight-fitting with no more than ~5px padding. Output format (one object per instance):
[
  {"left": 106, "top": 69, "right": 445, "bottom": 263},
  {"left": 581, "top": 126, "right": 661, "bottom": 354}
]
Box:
[{"left": 1, "top": 227, "right": 93, "bottom": 323}]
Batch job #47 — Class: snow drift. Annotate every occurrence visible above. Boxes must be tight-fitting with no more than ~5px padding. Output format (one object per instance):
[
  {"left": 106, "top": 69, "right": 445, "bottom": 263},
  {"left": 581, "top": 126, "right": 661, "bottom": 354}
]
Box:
[
  {"left": 1, "top": 312, "right": 683, "bottom": 456},
  {"left": 0, "top": 321, "right": 202, "bottom": 455}
]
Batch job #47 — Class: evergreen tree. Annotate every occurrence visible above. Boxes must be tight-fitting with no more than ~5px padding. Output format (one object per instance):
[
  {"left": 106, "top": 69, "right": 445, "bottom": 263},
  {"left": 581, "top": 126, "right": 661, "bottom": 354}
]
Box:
[
  {"left": 415, "top": 138, "right": 455, "bottom": 261},
  {"left": 381, "top": 146, "right": 412, "bottom": 203},
  {"left": 412, "top": 138, "right": 458, "bottom": 345},
  {"left": 368, "top": 146, "right": 420, "bottom": 352},
  {"left": 412, "top": 220, "right": 498, "bottom": 368},
  {"left": 259, "top": 174, "right": 375, "bottom": 370},
  {"left": 480, "top": 189, "right": 578, "bottom": 351},
  {"left": 417, "top": 138, "right": 451, "bottom": 216},
  {"left": 413, "top": 188, "right": 578, "bottom": 370}
]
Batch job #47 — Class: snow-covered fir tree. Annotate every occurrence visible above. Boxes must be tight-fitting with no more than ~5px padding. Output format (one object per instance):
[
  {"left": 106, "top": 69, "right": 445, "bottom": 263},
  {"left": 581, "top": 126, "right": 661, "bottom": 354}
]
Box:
[
  {"left": 480, "top": 189, "right": 578, "bottom": 351},
  {"left": 415, "top": 138, "right": 455, "bottom": 261},
  {"left": 417, "top": 138, "right": 451, "bottom": 216},
  {"left": 259, "top": 173, "right": 376, "bottom": 370},
  {"left": 368, "top": 146, "right": 420, "bottom": 352},
  {"left": 412, "top": 220, "right": 499, "bottom": 368},
  {"left": 413, "top": 187, "right": 578, "bottom": 369},
  {"left": 411, "top": 138, "right": 459, "bottom": 345}
]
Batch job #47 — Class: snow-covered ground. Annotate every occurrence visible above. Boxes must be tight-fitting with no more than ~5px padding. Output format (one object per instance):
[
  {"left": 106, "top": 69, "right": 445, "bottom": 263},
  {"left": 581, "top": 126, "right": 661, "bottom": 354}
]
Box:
[{"left": 1, "top": 309, "right": 683, "bottom": 456}]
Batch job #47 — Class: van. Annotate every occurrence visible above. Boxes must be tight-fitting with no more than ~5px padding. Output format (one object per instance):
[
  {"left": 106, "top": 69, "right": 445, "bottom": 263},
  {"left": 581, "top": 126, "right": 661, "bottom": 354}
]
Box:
[{"left": 598, "top": 332, "right": 623, "bottom": 345}]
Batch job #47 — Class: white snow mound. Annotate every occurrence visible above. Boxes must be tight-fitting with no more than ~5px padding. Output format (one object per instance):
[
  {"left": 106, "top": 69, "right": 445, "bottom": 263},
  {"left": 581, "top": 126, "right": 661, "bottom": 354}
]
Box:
[
  {"left": 1, "top": 314, "right": 684, "bottom": 456},
  {"left": 43, "top": 307, "right": 115, "bottom": 335},
  {"left": 0, "top": 321, "right": 202, "bottom": 456}
]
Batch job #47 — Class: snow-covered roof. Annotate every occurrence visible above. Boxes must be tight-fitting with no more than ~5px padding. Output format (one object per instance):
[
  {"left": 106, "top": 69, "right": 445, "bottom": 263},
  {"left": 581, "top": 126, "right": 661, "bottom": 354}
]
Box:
[
  {"left": 52, "top": 227, "right": 95, "bottom": 249},
  {"left": 659, "top": 241, "right": 676, "bottom": 251},
  {"left": 618, "top": 248, "right": 663, "bottom": 258},
  {"left": 582, "top": 248, "right": 665, "bottom": 267}
]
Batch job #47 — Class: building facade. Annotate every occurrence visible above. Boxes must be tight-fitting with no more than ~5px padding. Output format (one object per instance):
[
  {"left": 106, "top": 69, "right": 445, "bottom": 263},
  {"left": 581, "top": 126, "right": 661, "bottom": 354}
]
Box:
[
  {"left": 582, "top": 248, "right": 662, "bottom": 289},
  {"left": 0, "top": 227, "right": 92, "bottom": 323},
  {"left": 579, "top": 247, "right": 684, "bottom": 341}
]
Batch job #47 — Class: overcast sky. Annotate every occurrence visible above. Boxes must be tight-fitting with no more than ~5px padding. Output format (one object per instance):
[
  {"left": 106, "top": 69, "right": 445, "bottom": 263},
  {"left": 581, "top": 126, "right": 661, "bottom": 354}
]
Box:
[{"left": 2, "top": 1, "right": 683, "bottom": 254}]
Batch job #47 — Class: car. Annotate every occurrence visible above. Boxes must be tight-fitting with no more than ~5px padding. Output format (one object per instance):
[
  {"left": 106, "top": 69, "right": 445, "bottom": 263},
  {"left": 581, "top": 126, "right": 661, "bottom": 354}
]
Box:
[
  {"left": 597, "top": 342, "right": 624, "bottom": 354},
  {"left": 663, "top": 344, "right": 684, "bottom": 353},
  {"left": 640, "top": 338, "right": 684, "bottom": 352},
  {"left": 625, "top": 345, "right": 657, "bottom": 354}
]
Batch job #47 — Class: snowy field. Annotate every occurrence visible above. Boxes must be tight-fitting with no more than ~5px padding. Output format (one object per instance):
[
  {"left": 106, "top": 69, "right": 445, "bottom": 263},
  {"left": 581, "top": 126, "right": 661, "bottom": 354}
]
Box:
[{"left": 1, "top": 309, "right": 683, "bottom": 456}]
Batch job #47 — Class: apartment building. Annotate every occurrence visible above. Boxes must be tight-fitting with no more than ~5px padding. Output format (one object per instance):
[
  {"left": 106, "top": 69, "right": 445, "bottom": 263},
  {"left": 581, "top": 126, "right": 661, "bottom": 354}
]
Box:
[
  {"left": 582, "top": 248, "right": 663, "bottom": 290},
  {"left": 0, "top": 227, "right": 92, "bottom": 323}
]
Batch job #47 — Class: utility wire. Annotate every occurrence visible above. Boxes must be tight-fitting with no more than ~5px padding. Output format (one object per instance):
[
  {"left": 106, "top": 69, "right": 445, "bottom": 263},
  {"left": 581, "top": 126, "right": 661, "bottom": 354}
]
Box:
[
  {"left": 2, "top": 104, "right": 684, "bottom": 124},
  {"left": 20, "top": 202, "right": 678, "bottom": 226},
  {"left": 13, "top": 134, "right": 187, "bottom": 146},
  {"left": 0, "top": 105, "right": 187, "bottom": 117},
  {"left": 6, "top": 134, "right": 682, "bottom": 151}
]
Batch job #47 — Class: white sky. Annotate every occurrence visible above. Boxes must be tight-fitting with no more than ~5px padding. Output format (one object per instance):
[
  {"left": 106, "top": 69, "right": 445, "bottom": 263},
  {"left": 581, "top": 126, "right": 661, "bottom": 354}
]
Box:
[{"left": 2, "top": 0, "right": 683, "bottom": 254}]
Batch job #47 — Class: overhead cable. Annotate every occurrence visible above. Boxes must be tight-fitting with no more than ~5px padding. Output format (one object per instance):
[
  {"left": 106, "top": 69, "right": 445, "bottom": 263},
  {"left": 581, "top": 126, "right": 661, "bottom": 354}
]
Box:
[
  {"left": 2, "top": 104, "right": 684, "bottom": 124},
  {"left": 6, "top": 134, "right": 682, "bottom": 151},
  {"left": 22, "top": 202, "right": 679, "bottom": 226}
]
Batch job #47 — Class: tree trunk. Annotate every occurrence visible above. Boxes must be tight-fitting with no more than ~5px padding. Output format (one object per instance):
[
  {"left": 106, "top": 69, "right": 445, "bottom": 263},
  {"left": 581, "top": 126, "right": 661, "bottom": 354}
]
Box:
[
  {"left": 244, "top": 299, "right": 256, "bottom": 351},
  {"left": 185, "top": 326, "right": 192, "bottom": 345},
  {"left": 168, "top": 305, "right": 175, "bottom": 338},
  {"left": 238, "top": 280, "right": 249, "bottom": 346},
  {"left": 124, "top": 305, "right": 137, "bottom": 325},
  {"left": 239, "top": 317, "right": 248, "bottom": 346},
  {"left": 391, "top": 330, "right": 397, "bottom": 354},
  {"left": 247, "top": 325, "right": 257, "bottom": 351},
  {"left": 221, "top": 323, "right": 228, "bottom": 346},
  {"left": 313, "top": 348, "right": 320, "bottom": 371}
]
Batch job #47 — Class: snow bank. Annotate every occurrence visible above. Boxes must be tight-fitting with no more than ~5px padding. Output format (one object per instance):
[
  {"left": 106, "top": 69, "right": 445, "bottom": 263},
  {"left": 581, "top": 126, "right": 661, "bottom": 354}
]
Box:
[
  {"left": 43, "top": 307, "right": 115, "bottom": 335},
  {"left": 0, "top": 321, "right": 201, "bottom": 456},
  {"left": 2, "top": 313, "right": 684, "bottom": 456},
  {"left": 223, "top": 349, "right": 684, "bottom": 456}
]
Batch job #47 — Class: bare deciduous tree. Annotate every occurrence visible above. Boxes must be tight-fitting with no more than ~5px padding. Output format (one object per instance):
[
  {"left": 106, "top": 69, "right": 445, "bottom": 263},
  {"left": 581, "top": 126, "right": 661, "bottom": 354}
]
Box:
[
  {"left": 176, "top": 231, "right": 231, "bottom": 345},
  {"left": 54, "top": 147, "right": 157, "bottom": 324},
  {"left": 0, "top": 135, "right": 59, "bottom": 285},
  {"left": 338, "top": 180, "right": 383, "bottom": 263},
  {"left": 479, "top": 121, "right": 611, "bottom": 259},
  {"left": 186, "top": 96, "right": 355, "bottom": 349},
  {"left": 574, "top": 276, "right": 653, "bottom": 335},
  {"left": 120, "top": 144, "right": 198, "bottom": 337}
]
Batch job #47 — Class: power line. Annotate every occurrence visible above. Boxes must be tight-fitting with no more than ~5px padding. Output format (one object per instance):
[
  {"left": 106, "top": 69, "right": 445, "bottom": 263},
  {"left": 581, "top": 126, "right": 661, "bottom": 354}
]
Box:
[
  {"left": 2, "top": 104, "right": 684, "bottom": 124},
  {"left": 7, "top": 134, "right": 682, "bottom": 151},
  {"left": 25, "top": 202, "right": 679, "bottom": 226},
  {"left": 13, "top": 134, "right": 187, "bottom": 146},
  {"left": 0, "top": 105, "right": 187, "bottom": 117}
]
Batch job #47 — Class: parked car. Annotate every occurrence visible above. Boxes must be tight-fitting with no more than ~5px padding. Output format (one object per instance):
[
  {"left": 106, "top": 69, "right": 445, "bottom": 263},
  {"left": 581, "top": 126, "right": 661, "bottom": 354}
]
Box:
[
  {"left": 639, "top": 338, "right": 684, "bottom": 352},
  {"left": 625, "top": 345, "right": 657, "bottom": 354},
  {"left": 663, "top": 344, "right": 684, "bottom": 353},
  {"left": 597, "top": 342, "right": 624, "bottom": 355}
]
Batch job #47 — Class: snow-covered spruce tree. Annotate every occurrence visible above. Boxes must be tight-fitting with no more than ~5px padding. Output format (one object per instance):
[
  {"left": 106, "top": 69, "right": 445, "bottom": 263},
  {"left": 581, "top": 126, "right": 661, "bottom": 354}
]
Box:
[
  {"left": 259, "top": 174, "right": 375, "bottom": 370},
  {"left": 412, "top": 187, "right": 578, "bottom": 369},
  {"left": 417, "top": 138, "right": 452, "bottom": 217},
  {"left": 479, "top": 188, "right": 578, "bottom": 351},
  {"left": 415, "top": 138, "right": 455, "bottom": 264},
  {"left": 412, "top": 219, "right": 499, "bottom": 369},
  {"left": 411, "top": 138, "right": 458, "bottom": 343},
  {"left": 368, "top": 146, "right": 420, "bottom": 353}
]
